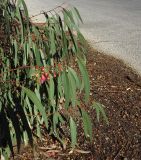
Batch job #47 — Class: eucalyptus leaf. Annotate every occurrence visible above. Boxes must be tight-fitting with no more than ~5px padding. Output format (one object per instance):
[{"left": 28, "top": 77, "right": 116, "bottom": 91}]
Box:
[
  {"left": 22, "top": 87, "right": 48, "bottom": 129},
  {"left": 70, "top": 117, "right": 77, "bottom": 148}
]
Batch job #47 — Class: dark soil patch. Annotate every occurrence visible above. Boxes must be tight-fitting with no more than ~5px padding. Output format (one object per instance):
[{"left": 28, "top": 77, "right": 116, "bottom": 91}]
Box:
[{"left": 14, "top": 46, "right": 141, "bottom": 160}]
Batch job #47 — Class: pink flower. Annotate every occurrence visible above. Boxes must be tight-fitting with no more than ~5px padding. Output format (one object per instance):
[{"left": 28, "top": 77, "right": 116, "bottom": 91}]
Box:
[{"left": 40, "top": 74, "right": 47, "bottom": 84}]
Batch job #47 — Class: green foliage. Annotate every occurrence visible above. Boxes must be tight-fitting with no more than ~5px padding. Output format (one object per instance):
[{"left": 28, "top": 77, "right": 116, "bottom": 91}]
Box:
[
  {"left": 80, "top": 108, "right": 92, "bottom": 141},
  {"left": 92, "top": 102, "right": 109, "bottom": 124},
  {"left": 0, "top": 0, "right": 108, "bottom": 158},
  {"left": 70, "top": 117, "right": 77, "bottom": 148}
]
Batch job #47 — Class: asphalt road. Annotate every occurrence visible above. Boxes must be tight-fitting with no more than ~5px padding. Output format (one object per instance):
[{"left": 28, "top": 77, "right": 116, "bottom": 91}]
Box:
[{"left": 25, "top": 0, "right": 141, "bottom": 74}]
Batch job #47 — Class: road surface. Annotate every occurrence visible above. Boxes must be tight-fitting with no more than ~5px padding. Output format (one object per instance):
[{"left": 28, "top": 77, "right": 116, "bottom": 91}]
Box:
[{"left": 25, "top": 0, "right": 141, "bottom": 74}]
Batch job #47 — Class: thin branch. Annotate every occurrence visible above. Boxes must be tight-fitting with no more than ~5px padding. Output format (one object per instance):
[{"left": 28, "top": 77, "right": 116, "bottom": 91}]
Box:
[
  {"left": 0, "top": 65, "right": 35, "bottom": 77},
  {"left": 29, "top": 3, "right": 69, "bottom": 20}
]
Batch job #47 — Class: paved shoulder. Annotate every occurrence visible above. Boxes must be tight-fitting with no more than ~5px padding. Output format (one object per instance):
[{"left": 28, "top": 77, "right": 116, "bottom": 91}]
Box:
[{"left": 25, "top": 0, "right": 141, "bottom": 74}]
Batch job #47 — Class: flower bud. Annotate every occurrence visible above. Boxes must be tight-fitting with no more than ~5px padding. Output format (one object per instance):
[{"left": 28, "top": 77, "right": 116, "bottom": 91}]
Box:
[
  {"left": 41, "top": 66, "right": 45, "bottom": 71},
  {"left": 40, "top": 74, "right": 46, "bottom": 84},
  {"left": 54, "top": 72, "right": 57, "bottom": 78}
]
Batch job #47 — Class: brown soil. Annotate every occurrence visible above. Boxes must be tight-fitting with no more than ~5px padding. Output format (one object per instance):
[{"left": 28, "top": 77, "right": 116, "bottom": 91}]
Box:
[{"left": 14, "top": 46, "right": 141, "bottom": 160}]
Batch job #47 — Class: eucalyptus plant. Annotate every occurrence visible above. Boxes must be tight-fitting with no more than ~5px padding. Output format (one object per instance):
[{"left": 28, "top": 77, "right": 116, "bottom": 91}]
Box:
[{"left": 0, "top": 0, "right": 108, "bottom": 158}]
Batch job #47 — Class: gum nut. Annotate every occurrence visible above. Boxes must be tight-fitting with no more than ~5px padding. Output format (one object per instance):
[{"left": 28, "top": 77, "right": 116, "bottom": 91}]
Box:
[
  {"left": 41, "top": 66, "right": 45, "bottom": 71},
  {"left": 41, "top": 74, "right": 46, "bottom": 81},
  {"left": 35, "top": 74, "right": 39, "bottom": 77},
  {"left": 35, "top": 65, "right": 39, "bottom": 69},
  {"left": 40, "top": 77, "right": 46, "bottom": 84},
  {"left": 44, "top": 73, "right": 48, "bottom": 77}
]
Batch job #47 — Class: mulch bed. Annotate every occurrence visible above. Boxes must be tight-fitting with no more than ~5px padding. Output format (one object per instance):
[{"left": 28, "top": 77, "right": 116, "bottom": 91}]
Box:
[{"left": 14, "top": 45, "right": 141, "bottom": 160}]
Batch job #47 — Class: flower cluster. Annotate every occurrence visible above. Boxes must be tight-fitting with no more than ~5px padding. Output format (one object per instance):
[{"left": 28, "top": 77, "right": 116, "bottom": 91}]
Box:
[{"left": 33, "top": 63, "right": 63, "bottom": 84}]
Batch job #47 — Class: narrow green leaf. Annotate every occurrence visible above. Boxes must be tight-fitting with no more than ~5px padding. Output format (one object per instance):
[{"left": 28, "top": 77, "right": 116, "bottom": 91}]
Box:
[
  {"left": 40, "top": 49, "right": 47, "bottom": 67},
  {"left": 23, "top": 131, "right": 28, "bottom": 146},
  {"left": 16, "top": 6, "right": 24, "bottom": 44},
  {"left": 58, "top": 112, "right": 65, "bottom": 124},
  {"left": 36, "top": 123, "right": 42, "bottom": 138},
  {"left": 32, "top": 26, "right": 40, "bottom": 40},
  {"left": 70, "top": 117, "right": 77, "bottom": 148},
  {"left": 53, "top": 112, "right": 58, "bottom": 133},
  {"left": 81, "top": 108, "right": 92, "bottom": 141},
  {"left": 35, "top": 87, "right": 41, "bottom": 101},
  {"left": 62, "top": 71, "right": 70, "bottom": 108},
  {"left": 48, "top": 76, "right": 55, "bottom": 106},
  {"left": 68, "top": 70, "right": 76, "bottom": 107},
  {"left": 68, "top": 27, "right": 78, "bottom": 52},
  {"left": 49, "top": 29, "right": 56, "bottom": 55},
  {"left": 68, "top": 67, "right": 81, "bottom": 89},
  {"left": 22, "top": 87, "right": 48, "bottom": 129},
  {"left": 92, "top": 102, "right": 109, "bottom": 124},
  {"left": 33, "top": 43, "right": 42, "bottom": 66},
  {"left": 63, "top": 9, "right": 75, "bottom": 24},
  {"left": 78, "top": 31, "right": 87, "bottom": 47},
  {"left": 77, "top": 58, "right": 90, "bottom": 102},
  {"left": 58, "top": 76, "right": 63, "bottom": 98},
  {"left": 25, "top": 96, "right": 34, "bottom": 124},
  {"left": 73, "top": 7, "right": 83, "bottom": 23},
  {"left": 17, "top": 0, "right": 29, "bottom": 25}
]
